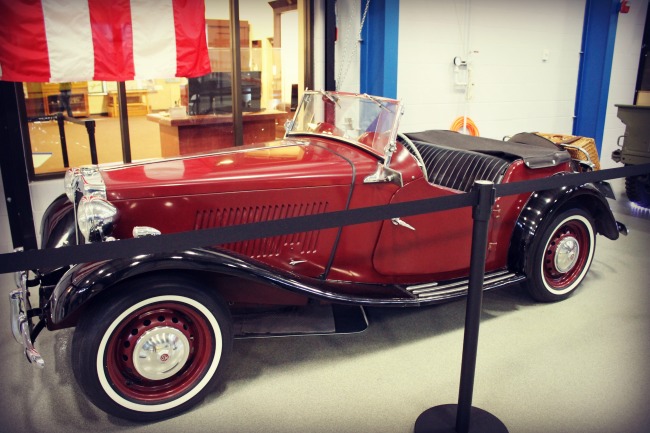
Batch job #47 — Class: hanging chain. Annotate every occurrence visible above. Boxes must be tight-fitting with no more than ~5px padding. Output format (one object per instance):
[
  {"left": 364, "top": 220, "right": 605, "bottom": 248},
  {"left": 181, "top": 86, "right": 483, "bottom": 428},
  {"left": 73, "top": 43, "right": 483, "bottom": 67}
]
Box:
[
  {"left": 359, "top": 0, "right": 371, "bottom": 38},
  {"left": 336, "top": 0, "right": 371, "bottom": 91}
]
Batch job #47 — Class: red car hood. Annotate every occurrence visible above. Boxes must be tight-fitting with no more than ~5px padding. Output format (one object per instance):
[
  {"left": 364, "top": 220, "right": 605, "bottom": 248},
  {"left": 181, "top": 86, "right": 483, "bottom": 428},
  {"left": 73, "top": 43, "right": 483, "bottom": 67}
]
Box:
[{"left": 101, "top": 140, "right": 359, "bottom": 201}]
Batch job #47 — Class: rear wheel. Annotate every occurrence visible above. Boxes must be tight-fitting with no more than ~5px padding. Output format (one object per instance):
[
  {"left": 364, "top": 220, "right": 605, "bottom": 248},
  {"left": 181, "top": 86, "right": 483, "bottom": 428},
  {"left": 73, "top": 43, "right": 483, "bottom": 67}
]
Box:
[
  {"left": 71, "top": 276, "right": 232, "bottom": 421},
  {"left": 525, "top": 209, "right": 596, "bottom": 302}
]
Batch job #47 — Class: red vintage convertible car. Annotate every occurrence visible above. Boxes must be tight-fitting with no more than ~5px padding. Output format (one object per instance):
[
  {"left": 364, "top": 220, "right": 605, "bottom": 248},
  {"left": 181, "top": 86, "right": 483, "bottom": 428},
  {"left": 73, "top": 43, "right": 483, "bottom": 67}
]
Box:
[{"left": 10, "top": 91, "right": 624, "bottom": 420}]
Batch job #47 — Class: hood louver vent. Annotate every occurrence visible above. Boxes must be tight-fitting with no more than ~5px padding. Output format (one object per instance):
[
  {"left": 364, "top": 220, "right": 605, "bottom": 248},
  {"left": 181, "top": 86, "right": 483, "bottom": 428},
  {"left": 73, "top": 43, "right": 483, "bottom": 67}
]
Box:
[{"left": 194, "top": 202, "right": 328, "bottom": 258}]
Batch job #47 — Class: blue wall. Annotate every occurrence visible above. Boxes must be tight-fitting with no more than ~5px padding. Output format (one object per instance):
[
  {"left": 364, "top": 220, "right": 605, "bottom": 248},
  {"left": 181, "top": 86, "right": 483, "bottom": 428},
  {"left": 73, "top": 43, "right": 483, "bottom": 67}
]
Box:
[
  {"left": 359, "top": 0, "right": 400, "bottom": 98},
  {"left": 573, "top": 0, "right": 620, "bottom": 152}
]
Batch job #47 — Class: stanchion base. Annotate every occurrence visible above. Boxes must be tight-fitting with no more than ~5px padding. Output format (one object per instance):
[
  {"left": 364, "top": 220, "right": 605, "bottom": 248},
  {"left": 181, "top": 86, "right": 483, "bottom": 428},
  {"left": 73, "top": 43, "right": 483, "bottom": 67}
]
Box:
[{"left": 414, "top": 404, "right": 508, "bottom": 433}]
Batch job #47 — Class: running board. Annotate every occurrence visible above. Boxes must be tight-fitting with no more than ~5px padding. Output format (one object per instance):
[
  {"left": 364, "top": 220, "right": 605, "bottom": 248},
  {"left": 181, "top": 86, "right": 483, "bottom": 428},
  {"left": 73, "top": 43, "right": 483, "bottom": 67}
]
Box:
[
  {"left": 405, "top": 270, "right": 525, "bottom": 301},
  {"left": 233, "top": 304, "right": 368, "bottom": 339}
]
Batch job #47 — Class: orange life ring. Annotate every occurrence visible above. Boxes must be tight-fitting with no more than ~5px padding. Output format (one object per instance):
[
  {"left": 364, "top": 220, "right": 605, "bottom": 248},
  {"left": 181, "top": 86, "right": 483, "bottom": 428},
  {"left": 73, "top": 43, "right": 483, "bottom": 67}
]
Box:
[{"left": 450, "top": 116, "right": 479, "bottom": 136}]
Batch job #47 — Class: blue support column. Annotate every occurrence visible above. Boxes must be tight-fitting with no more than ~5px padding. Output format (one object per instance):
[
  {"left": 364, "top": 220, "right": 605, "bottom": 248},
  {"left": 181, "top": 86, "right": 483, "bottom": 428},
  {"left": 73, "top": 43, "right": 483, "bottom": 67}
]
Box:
[
  {"left": 359, "top": 0, "right": 399, "bottom": 98},
  {"left": 573, "top": 0, "right": 621, "bottom": 153}
]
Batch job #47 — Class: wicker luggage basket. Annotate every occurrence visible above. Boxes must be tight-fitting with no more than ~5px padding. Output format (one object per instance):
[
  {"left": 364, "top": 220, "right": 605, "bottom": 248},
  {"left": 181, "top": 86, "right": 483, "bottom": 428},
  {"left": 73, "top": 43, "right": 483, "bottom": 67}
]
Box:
[{"left": 535, "top": 132, "right": 601, "bottom": 171}]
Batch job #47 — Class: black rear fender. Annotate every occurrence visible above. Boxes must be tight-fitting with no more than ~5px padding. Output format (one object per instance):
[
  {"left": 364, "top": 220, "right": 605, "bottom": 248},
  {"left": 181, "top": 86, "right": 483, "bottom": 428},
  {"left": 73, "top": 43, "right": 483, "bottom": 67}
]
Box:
[{"left": 508, "top": 183, "right": 619, "bottom": 274}]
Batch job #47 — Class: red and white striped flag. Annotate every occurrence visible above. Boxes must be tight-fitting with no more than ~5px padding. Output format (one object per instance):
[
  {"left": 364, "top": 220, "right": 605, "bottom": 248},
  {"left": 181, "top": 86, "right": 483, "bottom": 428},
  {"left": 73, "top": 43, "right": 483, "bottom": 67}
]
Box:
[{"left": 0, "top": 0, "right": 210, "bottom": 83}]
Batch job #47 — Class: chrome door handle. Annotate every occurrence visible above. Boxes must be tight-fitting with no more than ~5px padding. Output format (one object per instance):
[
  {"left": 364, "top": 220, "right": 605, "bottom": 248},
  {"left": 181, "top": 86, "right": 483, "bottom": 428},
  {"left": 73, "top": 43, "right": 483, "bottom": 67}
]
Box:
[{"left": 391, "top": 218, "right": 416, "bottom": 231}]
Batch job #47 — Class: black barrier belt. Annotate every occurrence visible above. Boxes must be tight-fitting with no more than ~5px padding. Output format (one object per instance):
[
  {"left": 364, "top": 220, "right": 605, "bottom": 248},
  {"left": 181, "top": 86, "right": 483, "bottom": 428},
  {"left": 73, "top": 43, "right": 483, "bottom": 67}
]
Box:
[
  {"left": 496, "top": 163, "right": 650, "bottom": 197},
  {"left": 0, "top": 190, "right": 476, "bottom": 274},
  {"left": 1, "top": 163, "right": 649, "bottom": 275}
]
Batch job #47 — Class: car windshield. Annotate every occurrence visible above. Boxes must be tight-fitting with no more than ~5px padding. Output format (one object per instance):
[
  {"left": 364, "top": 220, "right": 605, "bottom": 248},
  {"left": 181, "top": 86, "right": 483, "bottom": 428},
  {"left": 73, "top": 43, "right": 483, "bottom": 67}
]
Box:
[{"left": 285, "top": 90, "right": 402, "bottom": 158}]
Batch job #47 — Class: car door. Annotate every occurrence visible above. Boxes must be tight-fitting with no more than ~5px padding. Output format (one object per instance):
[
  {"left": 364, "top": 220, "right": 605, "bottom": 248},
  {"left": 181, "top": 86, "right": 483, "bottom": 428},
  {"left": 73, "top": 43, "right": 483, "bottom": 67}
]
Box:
[{"left": 372, "top": 178, "right": 489, "bottom": 280}]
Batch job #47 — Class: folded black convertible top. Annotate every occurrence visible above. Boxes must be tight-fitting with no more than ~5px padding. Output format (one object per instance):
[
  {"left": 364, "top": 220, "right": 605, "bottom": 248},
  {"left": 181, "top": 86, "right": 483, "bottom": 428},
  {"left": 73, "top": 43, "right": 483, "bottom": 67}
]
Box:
[{"left": 404, "top": 130, "right": 571, "bottom": 168}]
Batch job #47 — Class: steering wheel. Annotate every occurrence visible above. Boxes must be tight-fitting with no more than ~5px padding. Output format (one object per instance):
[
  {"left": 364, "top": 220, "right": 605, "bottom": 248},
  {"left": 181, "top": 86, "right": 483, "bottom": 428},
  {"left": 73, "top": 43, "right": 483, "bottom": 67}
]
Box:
[{"left": 397, "top": 132, "right": 428, "bottom": 180}]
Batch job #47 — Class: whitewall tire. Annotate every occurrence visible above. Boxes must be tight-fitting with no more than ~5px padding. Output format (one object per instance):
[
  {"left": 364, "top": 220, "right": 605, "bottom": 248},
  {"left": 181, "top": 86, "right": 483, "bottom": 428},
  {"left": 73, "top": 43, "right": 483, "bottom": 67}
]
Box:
[
  {"left": 525, "top": 209, "right": 596, "bottom": 302},
  {"left": 71, "top": 276, "right": 232, "bottom": 421}
]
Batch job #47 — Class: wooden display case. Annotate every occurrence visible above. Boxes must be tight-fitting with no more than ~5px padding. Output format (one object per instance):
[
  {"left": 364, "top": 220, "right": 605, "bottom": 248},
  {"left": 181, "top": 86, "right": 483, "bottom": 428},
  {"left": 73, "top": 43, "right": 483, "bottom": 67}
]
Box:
[
  {"left": 41, "top": 82, "right": 89, "bottom": 117},
  {"left": 147, "top": 110, "right": 285, "bottom": 157},
  {"left": 206, "top": 19, "right": 249, "bottom": 48},
  {"left": 106, "top": 90, "right": 151, "bottom": 117},
  {"left": 206, "top": 19, "right": 251, "bottom": 72},
  {"left": 24, "top": 82, "right": 89, "bottom": 117}
]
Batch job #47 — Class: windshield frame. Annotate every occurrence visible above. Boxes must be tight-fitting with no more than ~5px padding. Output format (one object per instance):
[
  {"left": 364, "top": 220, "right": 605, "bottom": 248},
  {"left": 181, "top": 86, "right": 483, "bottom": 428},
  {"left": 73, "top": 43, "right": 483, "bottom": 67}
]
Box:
[{"left": 284, "top": 90, "right": 403, "bottom": 162}]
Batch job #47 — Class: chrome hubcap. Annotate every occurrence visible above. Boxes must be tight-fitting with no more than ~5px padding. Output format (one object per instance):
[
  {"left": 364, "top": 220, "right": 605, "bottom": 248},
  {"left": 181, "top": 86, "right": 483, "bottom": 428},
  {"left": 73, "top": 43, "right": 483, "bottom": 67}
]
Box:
[
  {"left": 132, "top": 326, "right": 190, "bottom": 380},
  {"left": 554, "top": 236, "right": 580, "bottom": 273}
]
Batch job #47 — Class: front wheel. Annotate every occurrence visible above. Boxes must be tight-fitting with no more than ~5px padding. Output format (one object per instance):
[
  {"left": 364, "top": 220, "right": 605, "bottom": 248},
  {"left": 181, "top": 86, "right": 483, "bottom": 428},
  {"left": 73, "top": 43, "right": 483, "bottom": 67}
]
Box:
[
  {"left": 525, "top": 209, "right": 596, "bottom": 302},
  {"left": 71, "top": 276, "right": 233, "bottom": 421}
]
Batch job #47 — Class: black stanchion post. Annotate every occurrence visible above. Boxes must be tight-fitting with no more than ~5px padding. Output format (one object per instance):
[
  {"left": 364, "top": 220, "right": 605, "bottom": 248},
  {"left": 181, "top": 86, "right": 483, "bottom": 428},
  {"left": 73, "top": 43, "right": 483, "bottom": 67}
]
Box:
[
  {"left": 117, "top": 81, "right": 132, "bottom": 164},
  {"left": 85, "top": 120, "right": 98, "bottom": 165},
  {"left": 57, "top": 112, "right": 70, "bottom": 168},
  {"left": 414, "top": 180, "right": 508, "bottom": 433}
]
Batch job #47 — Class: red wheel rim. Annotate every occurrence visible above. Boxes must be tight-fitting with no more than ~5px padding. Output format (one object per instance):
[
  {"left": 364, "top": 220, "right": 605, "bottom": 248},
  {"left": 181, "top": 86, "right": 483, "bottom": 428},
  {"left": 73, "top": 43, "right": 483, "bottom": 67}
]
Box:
[
  {"left": 104, "top": 302, "right": 214, "bottom": 403},
  {"left": 543, "top": 219, "right": 591, "bottom": 290}
]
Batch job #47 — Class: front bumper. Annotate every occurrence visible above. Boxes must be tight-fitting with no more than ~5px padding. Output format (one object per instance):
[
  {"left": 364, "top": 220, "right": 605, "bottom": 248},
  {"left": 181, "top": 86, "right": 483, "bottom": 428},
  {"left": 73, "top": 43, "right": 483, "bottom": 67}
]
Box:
[{"left": 9, "top": 271, "right": 44, "bottom": 367}]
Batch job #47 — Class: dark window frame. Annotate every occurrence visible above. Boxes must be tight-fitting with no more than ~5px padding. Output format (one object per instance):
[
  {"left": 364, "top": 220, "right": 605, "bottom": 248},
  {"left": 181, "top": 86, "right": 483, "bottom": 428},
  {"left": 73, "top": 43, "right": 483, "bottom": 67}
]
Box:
[{"left": 16, "top": 0, "right": 313, "bottom": 182}]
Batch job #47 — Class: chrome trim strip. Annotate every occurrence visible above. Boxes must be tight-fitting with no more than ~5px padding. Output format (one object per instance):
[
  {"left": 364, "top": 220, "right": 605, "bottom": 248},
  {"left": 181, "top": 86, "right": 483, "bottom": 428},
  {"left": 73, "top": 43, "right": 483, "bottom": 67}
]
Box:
[
  {"left": 406, "top": 270, "right": 520, "bottom": 300},
  {"left": 407, "top": 281, "right": 438, "bottom": 291},
  {"left": 9, "top": 289, "right": 22, "bottom": 343},
  {"left": 133, "top": 226, "right": 162, "bottom": 238},
  {"left": 410, "top": 270, "right": 510, "bottom": 295},
  {"left": 523, "top": 151, "right": 571, "bottom": 169},
  {"left": 8, "top": 272, "right": 44, "bottom": 368},
  {"left": 562, "top": 144, "right": 595, "bottom": 168}
]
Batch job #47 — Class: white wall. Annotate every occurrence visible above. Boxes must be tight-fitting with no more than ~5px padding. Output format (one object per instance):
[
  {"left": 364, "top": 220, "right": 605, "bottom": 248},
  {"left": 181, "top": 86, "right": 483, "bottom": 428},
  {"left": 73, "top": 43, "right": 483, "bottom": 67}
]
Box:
[
  {"left": 281, "top": 10, "right": 299, "bottom": 102},
  {"left": 0, "top": 167, "right": 60, "bottom": 253},
  {"left": 396, "top": 0, "right": 649, "bottom": 158},
  {"left": 397, "top": 0, "right": 586, "bottom": 139},
  {"left": 313, "top": 0, "right": 326, "bottom": 90},
  {"left": 334, "top": 0, "right": 362, "bottom": 92},
  {"left": 601, "top": 0, "right": 649, "bottom": 168},
  {"left": 205, "top": 0, "right": 274, "bottom": 41}
]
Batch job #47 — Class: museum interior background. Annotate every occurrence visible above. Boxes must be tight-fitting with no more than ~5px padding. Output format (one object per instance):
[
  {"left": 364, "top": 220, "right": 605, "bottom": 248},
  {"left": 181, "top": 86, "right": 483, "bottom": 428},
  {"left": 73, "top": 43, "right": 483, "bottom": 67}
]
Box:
[
  {"left": 20, "top": 0, "right": 307, "bottom": 177},
  {"left": 1, "top": 0, "right": 648, "bottom": 250},
  {"left": 0, "top": 1, "right": 649, "bottom": 432}
]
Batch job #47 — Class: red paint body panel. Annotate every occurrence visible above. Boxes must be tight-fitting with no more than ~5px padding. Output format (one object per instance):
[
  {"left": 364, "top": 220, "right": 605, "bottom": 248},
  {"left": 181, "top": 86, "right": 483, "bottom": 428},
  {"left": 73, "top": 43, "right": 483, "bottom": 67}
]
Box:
[
  {"left": 103, "top": 138, "right": 401, "bottom": 281},
  {"left": 97, "top": 134, "right": 573, "bottom": 288},
  {"left": 323, "top": 143, "right": 426, "bottom": 283},
  {"left": 373, "top": 179, "right": 473, "bottom": 279},
  {"left": 487, "top": 160, "right": 572, "bottom": 270},
  {"left": 102, "top": 141, "right": 358, "bottom": 200}
]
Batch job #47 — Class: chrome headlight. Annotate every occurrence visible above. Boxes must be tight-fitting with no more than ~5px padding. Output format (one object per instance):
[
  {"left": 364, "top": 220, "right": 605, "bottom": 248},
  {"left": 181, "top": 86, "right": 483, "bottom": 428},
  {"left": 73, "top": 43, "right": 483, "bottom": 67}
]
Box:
[{"left": 77, "top": 196, "right": 117, "bottom": 242}]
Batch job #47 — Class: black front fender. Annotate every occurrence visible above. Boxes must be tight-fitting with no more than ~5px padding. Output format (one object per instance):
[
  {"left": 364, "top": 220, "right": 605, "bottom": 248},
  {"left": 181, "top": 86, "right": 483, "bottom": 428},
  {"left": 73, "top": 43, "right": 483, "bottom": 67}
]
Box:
[
  {"left": 508, "top": 182, "right": 620, "bottom": 274},
  {"left": 39, "top": 194, "right": 76, "bottom": 275},
  {"left": 48, "top": 247, "right": 418, "bottom": 327},
  {"left": 49, "top": 248, "right": 277, "bottom": 326}
]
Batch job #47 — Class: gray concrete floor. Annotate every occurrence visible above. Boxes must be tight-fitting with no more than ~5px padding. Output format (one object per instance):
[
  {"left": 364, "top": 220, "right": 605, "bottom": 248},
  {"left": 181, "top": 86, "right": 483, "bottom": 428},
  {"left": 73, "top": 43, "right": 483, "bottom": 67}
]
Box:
[{"left": 0, "top": 178, "right": 648, "bottom": 433}]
